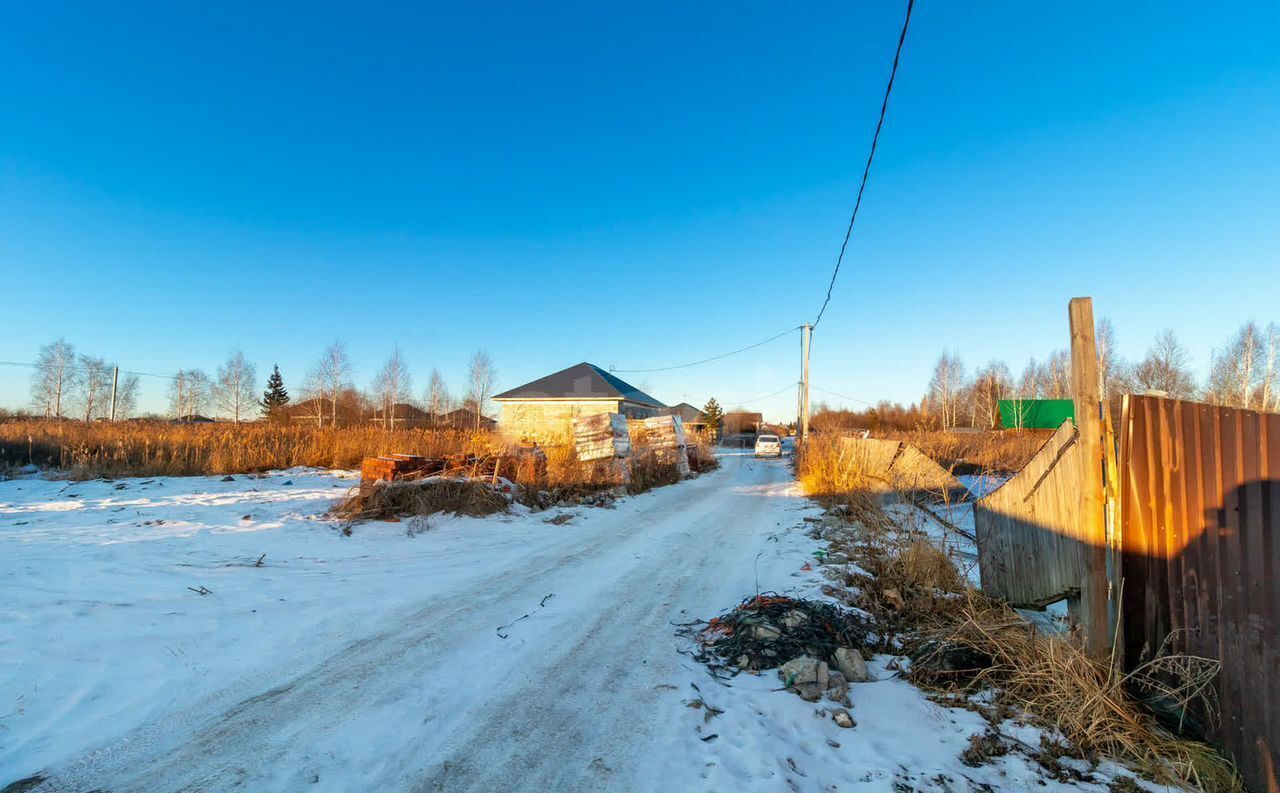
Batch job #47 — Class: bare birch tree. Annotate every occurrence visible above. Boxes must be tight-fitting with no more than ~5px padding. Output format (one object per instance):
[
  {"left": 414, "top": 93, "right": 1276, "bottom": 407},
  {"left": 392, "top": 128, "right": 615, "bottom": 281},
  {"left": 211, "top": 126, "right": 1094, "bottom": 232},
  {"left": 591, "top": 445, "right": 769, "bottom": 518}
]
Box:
[
  {"left": 1095, "top": 318, "right": 1121, "bottom": 402},
  {"left": 74, "top": 355, "right": 113, "bottom": 422},
  {"left": 1205, "top": 321, "right": 1280, "bottom": 409},
  {"left": 1038, "top": 349, "right": 1071, "bottom": 399},
  {"left": 1261, "top": 323, "right": 1279, "bottom": 412},
  {"left": 425, "top": 368, "right": 448, "bottom": 424},
  {"left": 1133, "top": 330, "right": 1196, "bottom": 399},
  {"left": 308, "top": 341, "right": 354, "bottom": 427},
  {"left": 31, "top": 339, "right": 80, "bottom": 418},
  {"left": 464, "top": 350, "right": 497, "bottom": 430},
  {"left": 926, "top": 351, "right": 965, "bottom": 429},
  {"left": 971, "top": 360, "right": 1012, "bottom": 429},
  {"left": 373, "top": 346, "right": 412, "bottom": 430},
  {"left": 1017, "top": 359, "right": 1041, "bottom": 398},
  {"left": 114, "top": 374, "right": 141, "bottom": 420},
  {"left": 215, "top": 351, "right": 258, "bottom": 424},
  {"left": 169, "top": 369, "right": 211, "bottom": 419}
]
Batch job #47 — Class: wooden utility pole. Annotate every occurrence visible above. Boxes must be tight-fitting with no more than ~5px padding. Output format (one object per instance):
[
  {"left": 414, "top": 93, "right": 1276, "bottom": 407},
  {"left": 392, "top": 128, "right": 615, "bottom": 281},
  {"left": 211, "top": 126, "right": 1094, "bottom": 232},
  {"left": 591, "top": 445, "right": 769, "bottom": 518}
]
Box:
[
  {"left": 108, "top": 366, "right": 120, "bottom": 422},
  {"left": 801, "top": 323, "right": 812, "bottom": 442},
  {"left": 1068, "top": 297, "right": 1109, "bottom": 654},
  {"left": 796, "top": 382, "right": 803, "bottom": 439}
]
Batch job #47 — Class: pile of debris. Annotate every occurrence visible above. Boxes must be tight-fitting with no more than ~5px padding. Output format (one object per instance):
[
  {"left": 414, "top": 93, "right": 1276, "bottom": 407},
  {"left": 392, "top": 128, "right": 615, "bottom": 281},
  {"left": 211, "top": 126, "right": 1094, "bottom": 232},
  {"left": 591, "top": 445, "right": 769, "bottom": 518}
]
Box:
[
  {"left": 524, "top": 487, "right": 621, "bottom": 511},
  {"left": 334, "top": 476, "right": 513, "bottom": 524},
  {"left": 359, "top": 450, "right": 545, "bottom": 497},
  {"left": 683, "top": 594, "right": 872, "bottom": 708}
]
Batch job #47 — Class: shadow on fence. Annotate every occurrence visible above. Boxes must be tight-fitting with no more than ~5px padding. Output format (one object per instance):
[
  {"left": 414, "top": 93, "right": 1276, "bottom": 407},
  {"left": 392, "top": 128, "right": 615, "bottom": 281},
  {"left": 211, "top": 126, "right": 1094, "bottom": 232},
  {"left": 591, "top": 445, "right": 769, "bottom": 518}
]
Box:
[{"left": 974, "top": 396, "right": 1279, "bottom": 793}]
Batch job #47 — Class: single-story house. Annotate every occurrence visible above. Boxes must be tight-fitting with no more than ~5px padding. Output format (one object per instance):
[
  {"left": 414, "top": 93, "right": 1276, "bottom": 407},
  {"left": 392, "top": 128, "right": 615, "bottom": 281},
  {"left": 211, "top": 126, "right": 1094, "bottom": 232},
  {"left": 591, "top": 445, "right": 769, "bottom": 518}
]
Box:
[
  {"left": 493, "top": 362, "right": 665, "bottom": 440},
  {"left": 440, "top": 407, "right": 497, "bottom": 431},
  {"left": 371, "top": 402, "right": 434, "bottom": 427},
  {"left": 170, "top": 414, "right": 215, "bottom": 424},
  {"left": 661, "top": 402, "right": 707, "bottom": 433},
  {"left": 723, "top": 411, "right": 763, "bottom": 436}
]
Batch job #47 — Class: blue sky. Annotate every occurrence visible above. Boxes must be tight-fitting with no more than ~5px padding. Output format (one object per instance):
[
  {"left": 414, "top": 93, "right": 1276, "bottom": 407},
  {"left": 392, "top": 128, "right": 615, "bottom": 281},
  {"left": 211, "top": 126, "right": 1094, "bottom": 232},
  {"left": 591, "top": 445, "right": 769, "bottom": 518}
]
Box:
[{"left": 2, "top": 1, "right": 1277, "bottom": 420}]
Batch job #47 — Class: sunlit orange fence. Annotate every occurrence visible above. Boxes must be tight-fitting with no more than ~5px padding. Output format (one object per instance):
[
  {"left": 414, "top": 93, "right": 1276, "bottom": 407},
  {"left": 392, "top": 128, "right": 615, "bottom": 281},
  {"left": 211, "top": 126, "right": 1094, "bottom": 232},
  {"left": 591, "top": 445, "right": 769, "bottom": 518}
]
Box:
[
  {"left": 975, "top": 394, "right": 1279, "bottom": 792},
  {"left": 1118, "top": 395, "right": 1279, "bottom": 793}
]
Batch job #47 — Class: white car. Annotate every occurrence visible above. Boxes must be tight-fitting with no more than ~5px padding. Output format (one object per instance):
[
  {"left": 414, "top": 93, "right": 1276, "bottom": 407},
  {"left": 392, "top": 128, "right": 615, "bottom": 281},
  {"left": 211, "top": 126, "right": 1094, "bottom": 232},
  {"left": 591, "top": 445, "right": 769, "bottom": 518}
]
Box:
[{"left": 754, "top": 434, "right": 783, "bottom": 458}]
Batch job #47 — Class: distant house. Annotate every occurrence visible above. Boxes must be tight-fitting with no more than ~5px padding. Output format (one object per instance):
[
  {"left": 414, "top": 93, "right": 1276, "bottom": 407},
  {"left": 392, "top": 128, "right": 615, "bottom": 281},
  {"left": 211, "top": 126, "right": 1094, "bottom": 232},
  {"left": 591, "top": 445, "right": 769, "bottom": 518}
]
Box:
[
  {"left": 723, "top": 411, "right": 763, "bottom": 436},
  {"left": 440, "top": 407, "right": 496, "bottom": 431},
  {"left": 371, "top": 402, "right": 434, "bottom": 428},
  {"left": 493, "top": 362, "right": 665, "bottom": 440},
  {"left": 285, "top": 392, "right": 366, "bottom": 427},
  {"left": 661, "top": 402, "right": 707, "bottom": 433}
]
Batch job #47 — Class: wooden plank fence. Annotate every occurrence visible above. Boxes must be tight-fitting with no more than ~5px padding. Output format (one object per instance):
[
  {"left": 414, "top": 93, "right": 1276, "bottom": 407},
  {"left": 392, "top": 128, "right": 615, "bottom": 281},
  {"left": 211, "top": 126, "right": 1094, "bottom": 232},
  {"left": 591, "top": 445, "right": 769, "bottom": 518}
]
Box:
[
  {"left": 837, "top": 437, "right": 963, "bottom": 497},
  {"left": 973, "top": 421, "right": 1088, "bottom": 608},
  {"left": 1119, "top": 395, "right": 1280, "bottom": 793}
]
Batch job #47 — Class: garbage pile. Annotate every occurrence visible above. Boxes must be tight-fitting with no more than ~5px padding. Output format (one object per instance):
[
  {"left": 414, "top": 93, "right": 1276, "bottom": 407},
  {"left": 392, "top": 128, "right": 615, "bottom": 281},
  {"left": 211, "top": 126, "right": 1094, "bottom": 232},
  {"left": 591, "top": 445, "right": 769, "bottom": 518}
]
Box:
[
  {"left": 525, "top": 487, "right": 621, "bottom": 511},
  {"left": 682, "top": 594, "right": 872, "bottom": 704}
]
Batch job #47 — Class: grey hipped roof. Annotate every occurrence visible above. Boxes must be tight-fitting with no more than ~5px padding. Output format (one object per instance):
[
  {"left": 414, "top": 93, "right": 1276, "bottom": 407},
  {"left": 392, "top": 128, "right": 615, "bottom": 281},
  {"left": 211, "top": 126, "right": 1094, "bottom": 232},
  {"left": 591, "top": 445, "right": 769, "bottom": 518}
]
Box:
[
  {"left": 493, "top": 362, "right": 665, "bottom": 408},
  {"left": 661, "top": 402, "right": 706, "bottom": 423}
]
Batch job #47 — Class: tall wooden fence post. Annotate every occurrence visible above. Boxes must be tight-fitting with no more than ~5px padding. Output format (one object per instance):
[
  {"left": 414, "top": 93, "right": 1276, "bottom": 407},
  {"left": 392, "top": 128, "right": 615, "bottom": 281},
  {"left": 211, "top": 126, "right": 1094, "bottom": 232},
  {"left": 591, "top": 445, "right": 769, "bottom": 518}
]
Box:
[{"left": 1069, "top": 297, "right": 1109, "bottom": 654}]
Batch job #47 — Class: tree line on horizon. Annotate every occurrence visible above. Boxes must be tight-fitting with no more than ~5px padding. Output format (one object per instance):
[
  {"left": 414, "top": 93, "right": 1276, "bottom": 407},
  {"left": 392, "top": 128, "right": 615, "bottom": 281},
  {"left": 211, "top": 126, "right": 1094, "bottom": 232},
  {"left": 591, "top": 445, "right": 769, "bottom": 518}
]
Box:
[
  {"left": 19, "top": 339, "right": 499, "bottom": 430},
  {"left": 811, "top": 319, "right": 1280, "bottom": 433}
]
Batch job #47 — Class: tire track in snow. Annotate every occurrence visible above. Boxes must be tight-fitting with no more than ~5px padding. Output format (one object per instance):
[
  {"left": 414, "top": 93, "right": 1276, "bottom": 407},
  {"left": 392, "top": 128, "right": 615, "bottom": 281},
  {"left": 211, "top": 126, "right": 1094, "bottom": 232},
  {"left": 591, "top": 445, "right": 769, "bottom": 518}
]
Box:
[{"left": 35, "top": 455, "right": 805, "bottom": 793}]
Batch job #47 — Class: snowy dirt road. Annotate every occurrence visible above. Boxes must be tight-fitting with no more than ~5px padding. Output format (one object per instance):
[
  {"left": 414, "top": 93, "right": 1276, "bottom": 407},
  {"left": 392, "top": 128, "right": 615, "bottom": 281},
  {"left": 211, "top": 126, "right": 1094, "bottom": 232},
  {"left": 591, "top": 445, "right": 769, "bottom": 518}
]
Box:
[
  {"left": 6, "top": 453, "right": 823, "bottom": 792},
  {"left": 5, "top": 454, "right": 1147, "bottom": 793}
]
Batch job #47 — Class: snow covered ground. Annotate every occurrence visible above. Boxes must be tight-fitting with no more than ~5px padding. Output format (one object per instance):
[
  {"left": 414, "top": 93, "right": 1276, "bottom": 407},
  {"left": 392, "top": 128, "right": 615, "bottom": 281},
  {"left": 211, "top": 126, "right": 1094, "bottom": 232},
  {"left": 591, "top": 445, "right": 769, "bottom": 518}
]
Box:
[{"left": 2, "top": 455, "right": 1141, "bottom": 792}]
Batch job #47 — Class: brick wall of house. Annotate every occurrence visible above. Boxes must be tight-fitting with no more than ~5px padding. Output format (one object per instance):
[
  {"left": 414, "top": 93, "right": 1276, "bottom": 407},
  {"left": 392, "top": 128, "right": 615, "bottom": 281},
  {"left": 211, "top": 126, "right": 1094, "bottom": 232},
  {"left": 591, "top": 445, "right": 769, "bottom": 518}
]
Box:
[{"left": 499, "top": 399, "right": 660, "bottom": 441}]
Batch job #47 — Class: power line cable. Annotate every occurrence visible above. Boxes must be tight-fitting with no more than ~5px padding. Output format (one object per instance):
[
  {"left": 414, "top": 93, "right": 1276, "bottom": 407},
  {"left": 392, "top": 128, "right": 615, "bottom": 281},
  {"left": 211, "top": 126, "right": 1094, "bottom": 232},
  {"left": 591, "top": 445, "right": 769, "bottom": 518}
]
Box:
[
  {"left": 609, "top": 326, "right": 800, "bottom": 374},
  {"left": 810, "top": 385, "right": 873, "bottom": 406},
  {"left": 721, "top": 381, "right": 802, "bottom": 407},
  {"left": 811, "top": 0, "right": 915, "bottom": 330},
  {"left": 0, "top": 360, "right": 180, "bottom": 380}
]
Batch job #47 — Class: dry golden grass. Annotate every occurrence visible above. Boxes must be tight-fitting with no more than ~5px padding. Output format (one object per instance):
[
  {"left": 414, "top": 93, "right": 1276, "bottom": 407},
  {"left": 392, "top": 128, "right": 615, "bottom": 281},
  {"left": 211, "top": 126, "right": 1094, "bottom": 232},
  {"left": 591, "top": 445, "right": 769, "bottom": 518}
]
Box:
[
  {"left": 0, "top": 420, "right": 496, "bottom": 479},
  {"left": 795, "top": 435, "right": 878, "bottom": 501},
  {"left": 332, "top": 479, "right": 510, "bottom": 522},
  {"left": 826, "top": 504, "right": 969, "bottom": 644},
  {"left": 626, "top": 449, "right": 684, "bottom": 494},
  {"left": 915, "top": 596, "right": 1240, "bottom": 793},
  {"left": 687, "top": 436, "right": 720, "bottom": 473},
  {"left": 893, "top": 538, "right": 968, "bottom": 594},
  {"left": 874, "top": 429, "right": 1049, "bottom": 474}
]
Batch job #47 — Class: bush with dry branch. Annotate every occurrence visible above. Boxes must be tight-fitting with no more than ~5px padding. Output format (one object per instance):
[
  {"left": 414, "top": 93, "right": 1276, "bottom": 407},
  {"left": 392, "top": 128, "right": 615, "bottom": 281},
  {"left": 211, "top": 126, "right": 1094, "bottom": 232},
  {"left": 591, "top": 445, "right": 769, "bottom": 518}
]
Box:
[
  {"left": 687, "top": 435, "right": 720, "bottom": 473},
  {"left": 912, "top": 596, "right": 1239, "bottom": 793},
  {"left": 332, "top": 479, "right": 511, "bottom": 523}
]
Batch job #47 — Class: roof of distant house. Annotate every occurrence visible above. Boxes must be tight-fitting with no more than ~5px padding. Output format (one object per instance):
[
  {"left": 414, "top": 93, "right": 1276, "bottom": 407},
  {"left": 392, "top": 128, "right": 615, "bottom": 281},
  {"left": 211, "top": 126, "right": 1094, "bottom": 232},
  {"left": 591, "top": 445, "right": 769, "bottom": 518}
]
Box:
[
  {"left": 493, "top": 362, "right": 665, "bottom": 408},
  {"left": 662, "top": 402, "right": 706, "bottom": 423},
  {"left": 443, "top": 407, "right": 494, "bottom": 421},
  {"left": 380, "top": 402, "right": 431, "bottom": 419}
]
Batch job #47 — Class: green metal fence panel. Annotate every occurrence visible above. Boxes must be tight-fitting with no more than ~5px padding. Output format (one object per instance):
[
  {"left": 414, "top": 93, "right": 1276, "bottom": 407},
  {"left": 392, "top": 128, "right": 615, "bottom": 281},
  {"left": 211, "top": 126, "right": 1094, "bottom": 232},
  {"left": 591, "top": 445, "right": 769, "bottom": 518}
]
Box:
[{"left": 997, "top": 399, "right": 1075, "bottom": 429}]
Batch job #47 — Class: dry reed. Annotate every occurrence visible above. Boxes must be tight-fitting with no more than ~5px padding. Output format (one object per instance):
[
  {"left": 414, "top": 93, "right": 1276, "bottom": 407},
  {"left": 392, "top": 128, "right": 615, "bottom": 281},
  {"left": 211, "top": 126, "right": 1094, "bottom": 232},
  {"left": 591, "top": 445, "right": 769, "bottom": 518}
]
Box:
[
  {"left": 913, "top": 596, "right": 1240, "bottom": 793},
  {"left": 875, "top": 429, "right": 1048, "bottom": 474},
  {"left": 332, "top": 479, "right": 511, "bottom": 522},
  {"left": 0, "top": 420, "right": 496, "bottom": 479},
  {"left": 795, "top": 435, "right": 879, "bottom": 505}
]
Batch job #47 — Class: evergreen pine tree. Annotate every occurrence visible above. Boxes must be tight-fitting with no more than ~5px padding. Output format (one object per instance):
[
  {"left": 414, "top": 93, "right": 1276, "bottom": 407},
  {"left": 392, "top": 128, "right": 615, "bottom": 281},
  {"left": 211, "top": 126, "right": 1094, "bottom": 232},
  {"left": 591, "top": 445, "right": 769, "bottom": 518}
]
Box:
[
  {"left": 701, "top": 397, "right": 724, "bottom": 438},
  {"left": 260, "top": 364, "right": 291, "bottom": 420}
]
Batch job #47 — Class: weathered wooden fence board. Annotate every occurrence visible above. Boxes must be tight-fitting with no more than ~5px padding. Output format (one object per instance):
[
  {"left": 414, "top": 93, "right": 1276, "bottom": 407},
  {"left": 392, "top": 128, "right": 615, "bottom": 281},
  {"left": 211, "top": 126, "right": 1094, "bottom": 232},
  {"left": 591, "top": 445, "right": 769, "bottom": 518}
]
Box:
[
  {"left": 642, "top": 414, "right": 690, "bottom": 476},
  {"left": 973, "top": 421, "right": 1087, "bottom": 607},
  {"left": 572, "top": 412, "right": 631, "bottom": 484},
  {"left": 572, "top": 412, "right": 631, "bottom": 461},
  {"left": 836, "top": 437, "right": 962, "bottom": 496},
  {"left": 1119, "top": 395, "right": 1279, "bottom": 793}
]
